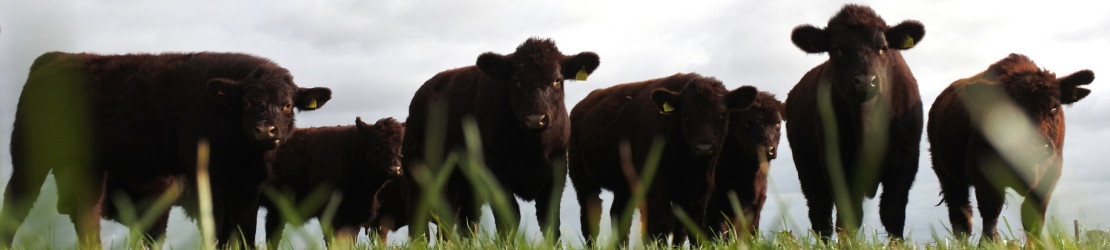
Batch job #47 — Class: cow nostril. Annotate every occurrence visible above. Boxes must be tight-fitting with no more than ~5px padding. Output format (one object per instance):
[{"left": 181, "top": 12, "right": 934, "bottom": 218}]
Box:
[
  {"left": 524, "top": 114, "right": 548, "bottom": 129},
  {"left": 255, "top": 125, "right": 277, "bottom": 139},
  {"left": 855, "top": 75, "right": 878, "bottom": 89}
]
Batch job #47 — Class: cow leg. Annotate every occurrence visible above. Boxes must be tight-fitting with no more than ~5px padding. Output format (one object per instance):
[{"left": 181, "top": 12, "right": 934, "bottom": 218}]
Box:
[
  {"left": 67, "top": 172, "right": 107, "bottom": 249},
  {"left": 834, "top": 193, "right": 864, "bottom": 240},
  {"left": 264, "top": 208, "right": 285, "bottom": 248},
  {"left": 609, "top": 192, "right": 633, "bottom": 247},
  {"left": 975, "top": 186, "right": 1004, "bottom": 242},
  {"left": 493, "top": 194, "right": 521, "bottom": 239},
  {"left": 534, "top": 174, "right": 563, "bottom": 242},
  {"left": 1021, "top": 190, "right": 1052, "bottom": 244},
  {"left": 703, "top": 190, "right": 729, "bottom": 241},
  {"left": 328, "top": 224, "right": 360, "bottom": 247},
  {"left": 572, "top": 181, "right": 602, "bottom": 247},
  {"left": 807, "top": 198, "right": 835, "bottom": 241},
  {"left": 939, "top": 179, "right": 971, "bottom": 239},
  {"left": 455, "top": 190, "right": 480, "bottom": 239},
  {"left": 141, "top": 209, "right": 172, "bottom": 247},
  {"left": 218, "top": 188, "right": 261, "bottom": 248},
  {"left": 879, "top": 154, "right": 917, "bottom": 239},
  {"left": 568, "top": 153, "right": 602, "bottom": 246},
  {"left": 376, "top": 223, "right": 391, "bottom": 243},
  {"left": 642, "top": 192, "right": 673, "bottom": 246},
  {"left": 0, "top": 156, "right": 50, "bottom": 247}
]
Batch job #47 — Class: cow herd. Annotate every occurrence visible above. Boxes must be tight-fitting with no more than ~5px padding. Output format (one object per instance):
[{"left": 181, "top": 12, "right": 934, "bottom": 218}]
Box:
[{"left": 0, "top": 4, "right": 1096, "bottom": 248}]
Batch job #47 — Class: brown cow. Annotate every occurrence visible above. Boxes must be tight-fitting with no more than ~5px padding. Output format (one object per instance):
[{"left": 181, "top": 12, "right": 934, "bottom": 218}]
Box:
[
  {"left": 401, "top": 38, "right": 599, "bottom": 240},
  {"left": 929, "top": 54, "right": 1094, "bottom": 242},
  {"left": 705, "top": 91, "right": 783, "bottom": 239},
  {"left": 785, "top": 4, "right": 925, "bottom": 240},
  {"left": 261, "top": 117, "right": 403, "bottom": 247},
  {"left": 569, "top": 73, "right": 757, "bottom": 246},
  {"left": 2, "top": 52, "right": 330, "bottom": 248}
]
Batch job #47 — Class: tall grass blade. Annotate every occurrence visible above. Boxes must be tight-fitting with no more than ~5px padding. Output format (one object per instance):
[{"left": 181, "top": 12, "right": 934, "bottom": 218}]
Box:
[
  {"left": 196, "top": 139, "right": 215, "bottom": 250},
  {"left": 609, "top": 137, "right": 665, "bottom": 248},
  {"left": 816, "top": 79, "right": 856, "bottom": 234}
]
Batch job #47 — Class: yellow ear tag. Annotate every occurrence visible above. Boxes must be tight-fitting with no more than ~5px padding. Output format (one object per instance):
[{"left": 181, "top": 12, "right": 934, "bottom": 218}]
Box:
[
  {"left": 901, "top": 34, "right": 915, "bottom": 49},
  {"left": 307, "top": 99, "right": 317, "bottom": 109},
  {"left": 575, "top": 67, "right": 589, "bottom": 81},
  {"left": 660, "top": 101, "right": 675, "bottom": 114}
]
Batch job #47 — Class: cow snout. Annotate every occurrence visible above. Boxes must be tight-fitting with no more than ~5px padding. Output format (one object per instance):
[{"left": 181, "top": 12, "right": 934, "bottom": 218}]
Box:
[
  {"left": 254, "top": 125, "right": 277, "bottom": 140},
  {"left": 390, "top": 165, "right": 403, "bottom": 176},
  {"left": 694, "top": 143, "right": 715, "bottom": 156},
  {"left": 854, "top": 75, "right": 878, "bottom": 92},
  {"left": 523, "top": 114, "right": 549, "bottom": 131}
]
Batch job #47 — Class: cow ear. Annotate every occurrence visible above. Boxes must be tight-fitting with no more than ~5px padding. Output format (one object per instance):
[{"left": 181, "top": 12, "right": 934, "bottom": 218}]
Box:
[
  {"left": 886, "top": 20, "right": 925, "bottom": 50},
  {"left": 296, "top": 87, "right": 331, "bottom": 111},
  {"left": 477, "top": 52, "right": 512, "bottom": 81},
  {"left": 206, "top": 78, "right": 241, "bottom": 105},
  {"left": 726, "top": 86, "right": 759, "bottom": 110},
  {"left": 791, "top": 25, "right": 829, "bottom": 53},
  {"left": 355, "top": 116, "right": 368, "bottom": 127},
  {"left": 1059, "top": 70, "right": 1094, "bottom": 104},
  {"left": 561, "top": 52, "right": 600, "bottom": 81},
  {"left": 651, "top": 88, "right": 679, "bottom": 114}
]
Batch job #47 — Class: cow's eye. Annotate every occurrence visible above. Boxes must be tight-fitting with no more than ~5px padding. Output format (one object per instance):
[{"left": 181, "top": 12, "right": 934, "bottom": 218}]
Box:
[
  {"left": 283, "top": 103, "right": 293, "bottom": 112},
  {"left": 553, "top": 79, "right": 563, "bottom": 88},
  {"left": 1051, "top": 106, "right": 1059, "bottom": 114}
]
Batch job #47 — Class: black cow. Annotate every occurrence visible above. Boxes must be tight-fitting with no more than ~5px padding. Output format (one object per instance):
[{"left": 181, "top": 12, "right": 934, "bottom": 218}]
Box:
[
  {"left": 262, "top": 117, "right": 403, "bottom": 247},
  {"left": 401, "top": 38, "right": 599, "bottom": 239},
  {"left": 784, "top": 4, "right": 925, "bottom": 240},
  {"left": 705, "top": 91, "right": 783, "bottom": 239},
  {"left": 2, "top": 52, "right": 330, "bottom": 248},
  {"left": 569, "top": 73, "right": 756, "bottom": 246},
  {"left": 929, "top": 54, "right": 1094, "bottom": 243}
]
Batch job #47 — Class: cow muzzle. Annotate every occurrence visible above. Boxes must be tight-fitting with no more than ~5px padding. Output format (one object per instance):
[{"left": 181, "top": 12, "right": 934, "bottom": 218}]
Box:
[
  {"left": 523, "top": 114, "right": 549, "bottom": 131},
  {"left": 854, "top": 75, "right": 879, "bottom": 92},
  {"left": 253, "top": 125, "right": 281, "bottom": 149},
  {"left": 693, "top": 143, "right": 716, "bottom": 157},
  {"left": 389, "top": 165, "right": 403, "bottom": 176}
]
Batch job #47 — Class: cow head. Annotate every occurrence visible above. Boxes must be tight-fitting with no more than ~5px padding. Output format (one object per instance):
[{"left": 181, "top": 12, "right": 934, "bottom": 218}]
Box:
[
  {"left": 985, "top": 54, "right": 1095, "bottom": 161},
  {"left": 356, "top": 117, "right": 406, "bottom": 178},
  {"left": 653, "top": 79, "right": 757, "bottom": 157},
  {"left": 477, "top": 38, "right": 600, "bottom": 132},
  {"left": 792, "top": 4, "right": 924, "bottom": 103},
  {"left": 207, "top": 68, "right": 331, "bottom": 150},
  {"left": 729, "top": 90, "right": 784, "bottom": 161}
]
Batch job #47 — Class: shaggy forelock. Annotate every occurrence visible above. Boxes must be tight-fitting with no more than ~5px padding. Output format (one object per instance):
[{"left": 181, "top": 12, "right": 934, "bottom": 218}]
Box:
[
  {"left": 371, "top": 117, "right": 405, "bottom": 144},
  {"left": 989, "top": 54, "right": 1062, "bottom": 111},
  {"left": 681, "top": 76, "right": 727, "bottom": 104},
  {"left": 754, "top": 91, "right": 784, "bottom": 120},
  {"left": 514, "top": 38, "right": 563, "bottom": 69},
  {"left": 829, "top": 4, "right": 888, "bottom": 28}
]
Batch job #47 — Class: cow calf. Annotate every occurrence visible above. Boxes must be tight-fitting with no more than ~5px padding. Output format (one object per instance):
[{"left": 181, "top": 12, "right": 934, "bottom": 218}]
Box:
[
  {"left": 262, "top": 117, "right": 404, "bottom": 247},
  {"left": 929, "top": 53, "right": 1094, "bottom": 243}
]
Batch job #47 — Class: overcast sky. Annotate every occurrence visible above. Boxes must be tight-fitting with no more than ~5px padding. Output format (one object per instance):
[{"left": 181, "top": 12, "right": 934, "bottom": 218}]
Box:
[{"left": 1, "top": 0, "right": 1108, "bottom": 248}]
